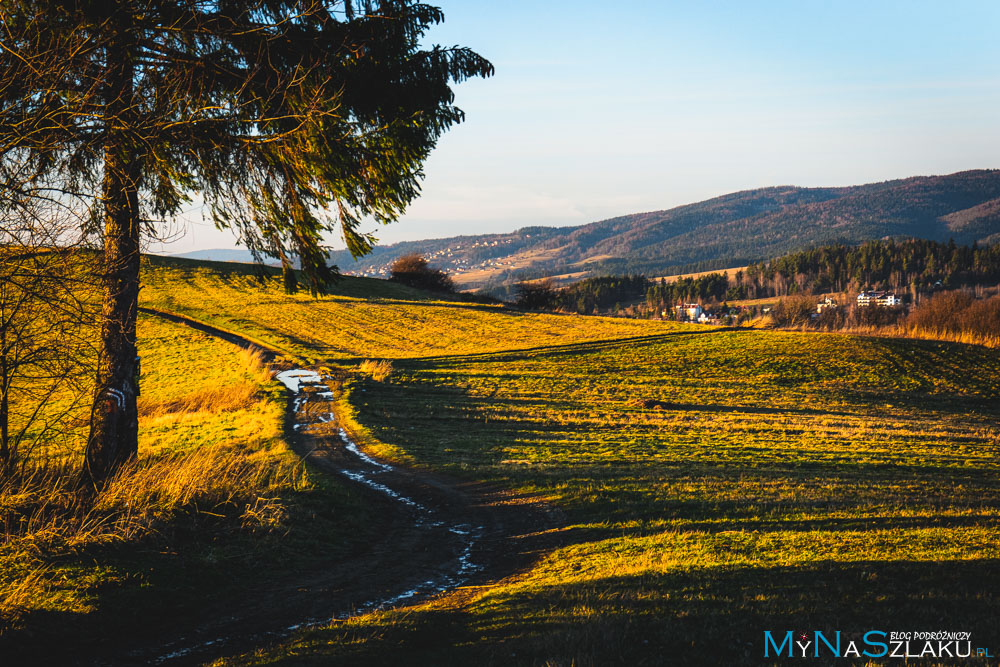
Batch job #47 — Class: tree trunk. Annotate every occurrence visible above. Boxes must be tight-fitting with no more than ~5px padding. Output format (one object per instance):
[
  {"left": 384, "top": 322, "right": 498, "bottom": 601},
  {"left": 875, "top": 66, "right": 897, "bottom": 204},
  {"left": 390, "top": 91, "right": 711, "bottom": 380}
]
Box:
[
  {"left": 1, "top": 331, "right": 9, "bottom": 470},
  {"left": 83, "top": 16, "right": 141, "bottom": 487}
]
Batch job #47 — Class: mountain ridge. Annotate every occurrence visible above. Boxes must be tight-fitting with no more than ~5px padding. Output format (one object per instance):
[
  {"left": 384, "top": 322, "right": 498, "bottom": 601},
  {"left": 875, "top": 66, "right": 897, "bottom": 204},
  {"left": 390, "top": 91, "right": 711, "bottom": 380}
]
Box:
[{"left": 178, "top": 170, "right": 1000, "bottom": 288}]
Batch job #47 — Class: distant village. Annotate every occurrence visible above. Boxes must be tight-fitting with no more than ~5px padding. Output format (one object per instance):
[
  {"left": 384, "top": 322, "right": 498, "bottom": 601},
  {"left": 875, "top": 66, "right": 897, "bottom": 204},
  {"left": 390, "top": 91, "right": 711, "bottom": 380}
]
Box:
[
  {"left": 672, "top": 290, "right": 907, "bottom": 325},
  {"left": 351, "top": 237, "right": 520, "bottom": 279}
]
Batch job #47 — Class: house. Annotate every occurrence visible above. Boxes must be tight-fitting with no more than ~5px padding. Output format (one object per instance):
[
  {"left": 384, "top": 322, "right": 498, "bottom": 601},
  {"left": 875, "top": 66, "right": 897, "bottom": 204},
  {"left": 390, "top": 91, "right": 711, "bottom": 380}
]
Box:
[
  {"left": 856, "top": 291, "right": 902, "bottom": 307},
  {"left": 816, "top": 297, "right": 838, "bottom": 314},
  {"left": 675, "top": 303, "right": 702, "bottom": 321}
]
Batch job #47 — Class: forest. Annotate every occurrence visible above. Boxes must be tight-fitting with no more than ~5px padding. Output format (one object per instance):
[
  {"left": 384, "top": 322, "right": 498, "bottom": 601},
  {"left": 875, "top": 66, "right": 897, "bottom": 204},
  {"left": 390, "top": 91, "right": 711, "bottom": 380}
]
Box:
[
  {"left": 515, "top": 275, "right": 648, "bottom": 314},
  {"left": 641, "top": 239, "right": 1000, "bottom": 311},
  {"left": 510, "top": 239, "right": 1000, "bottom": 316}
]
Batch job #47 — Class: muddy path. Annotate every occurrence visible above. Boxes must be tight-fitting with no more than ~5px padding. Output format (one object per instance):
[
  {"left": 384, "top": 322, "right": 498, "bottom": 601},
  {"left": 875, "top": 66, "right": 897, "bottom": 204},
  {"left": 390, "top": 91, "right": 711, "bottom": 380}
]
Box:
[{"left": 113, "top": 308, "right": 562, "bottom": 665}]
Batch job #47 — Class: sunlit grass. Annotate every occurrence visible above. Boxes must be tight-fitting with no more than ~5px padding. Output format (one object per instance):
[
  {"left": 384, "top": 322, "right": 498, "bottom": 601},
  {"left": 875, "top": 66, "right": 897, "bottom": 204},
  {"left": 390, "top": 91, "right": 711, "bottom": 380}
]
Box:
[
  {"left": 141, "top": 256, "right": 695, "bottom": 362},
  {"left": 224, "top": 328, "right": 1000, "bottom": 665},
  {"left": 0, "top": 315, "right": 370, "bottom": 644}
]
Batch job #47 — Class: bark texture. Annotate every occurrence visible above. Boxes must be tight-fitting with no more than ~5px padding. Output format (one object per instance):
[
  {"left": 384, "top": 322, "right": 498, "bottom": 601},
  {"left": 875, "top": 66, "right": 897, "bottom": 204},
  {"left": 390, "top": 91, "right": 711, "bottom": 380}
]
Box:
[{"left": 84, "top": 14, "right": 141, "bottom": 486}]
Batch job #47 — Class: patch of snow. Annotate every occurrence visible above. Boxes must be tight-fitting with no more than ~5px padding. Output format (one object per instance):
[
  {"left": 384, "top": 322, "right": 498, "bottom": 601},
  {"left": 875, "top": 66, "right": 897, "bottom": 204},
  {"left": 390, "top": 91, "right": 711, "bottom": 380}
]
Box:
[
  {"left": 341, "top": 429, "right": 393, "bottom": 471},
  {"left": 275, "top": 369, "right": 323, "bottom": 393},
  {"left": 338, "top": 470, "right": 423, "bottom": 510}
]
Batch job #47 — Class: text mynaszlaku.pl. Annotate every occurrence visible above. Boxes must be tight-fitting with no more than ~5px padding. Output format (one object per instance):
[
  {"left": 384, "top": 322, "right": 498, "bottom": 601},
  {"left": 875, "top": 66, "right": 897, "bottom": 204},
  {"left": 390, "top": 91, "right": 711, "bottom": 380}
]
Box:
[{"left": 764, "top": 630, "right": 993, "bottom": 659}]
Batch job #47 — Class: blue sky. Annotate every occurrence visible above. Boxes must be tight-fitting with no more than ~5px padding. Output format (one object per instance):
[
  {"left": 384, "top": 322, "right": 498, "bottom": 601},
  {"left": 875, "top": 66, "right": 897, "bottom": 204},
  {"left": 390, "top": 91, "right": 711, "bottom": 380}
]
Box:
[{"left": 158, "top": 0, "right": 1000, "bottom": 253}]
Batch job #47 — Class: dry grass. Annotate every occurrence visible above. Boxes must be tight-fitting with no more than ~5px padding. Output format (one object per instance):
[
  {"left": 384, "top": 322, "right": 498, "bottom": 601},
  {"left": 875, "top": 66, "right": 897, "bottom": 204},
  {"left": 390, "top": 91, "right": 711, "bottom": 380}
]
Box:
[
  {"left": 238, "top": 346, "right": 273, "bottom": 379},
  {"left": 796, "top": 322, "right": 1000, "bottom": 350},
  {"left": 900, "top": 326, "right": 1000, "bottom": 348},
  {"left": 0, "top": 317, "right": 302, "bottom": 636},
  {"left": 138, "top": 381, "right": 260, "bottom": 417},
  {"left": 0, "top": 445, "right": 308, "bottom": 632},
  {"left": 4, "top": 448, "right": 305, "bottom": 553},
  {"left": 358, "top": 359, "right": 393, "bottom": 382},
  {"left": 0, "top": 566, "right": 50, "bottom": 632}
]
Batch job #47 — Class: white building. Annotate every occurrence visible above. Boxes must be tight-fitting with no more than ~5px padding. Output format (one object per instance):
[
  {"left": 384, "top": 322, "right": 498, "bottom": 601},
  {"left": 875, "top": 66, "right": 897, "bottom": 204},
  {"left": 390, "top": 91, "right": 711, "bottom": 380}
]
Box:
[
  {"left": 675, "top": 303, "right": 703, "bottom": 321},
  {"left": 816, "top": 297, "right": 838, "bottom": 314},
  {"left": 856, "top": 291, "right": 902, "bottom": 307}
]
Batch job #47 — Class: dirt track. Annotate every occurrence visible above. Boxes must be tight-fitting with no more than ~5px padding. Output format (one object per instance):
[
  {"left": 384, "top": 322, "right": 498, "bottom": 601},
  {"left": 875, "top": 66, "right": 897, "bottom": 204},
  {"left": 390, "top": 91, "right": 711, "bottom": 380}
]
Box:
[{"left": 110, "top": 308, "right": 562, "bottom": 666}]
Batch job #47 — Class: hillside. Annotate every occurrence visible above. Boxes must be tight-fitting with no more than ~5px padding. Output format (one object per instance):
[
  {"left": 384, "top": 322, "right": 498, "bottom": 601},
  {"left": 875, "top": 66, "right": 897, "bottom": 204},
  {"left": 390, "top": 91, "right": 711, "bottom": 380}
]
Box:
[
  {"left": 137, "top": 259, "right": 1000, "bottom": 664},
  {"left": 8, "top": 256, "right": 1000, "bottom": 664},
  {"left": 325, "top": 169, "right": 1000, "bottom": 288},
  {"left": 140, "top": 255, "right": 685, "bottom": 363}
]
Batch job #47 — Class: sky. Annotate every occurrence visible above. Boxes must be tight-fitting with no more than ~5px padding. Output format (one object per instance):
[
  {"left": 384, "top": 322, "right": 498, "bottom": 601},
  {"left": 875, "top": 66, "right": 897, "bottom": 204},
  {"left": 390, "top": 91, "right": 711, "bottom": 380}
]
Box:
[{"left": 153, "top": 0, "right": 1000, "bottom": 255}]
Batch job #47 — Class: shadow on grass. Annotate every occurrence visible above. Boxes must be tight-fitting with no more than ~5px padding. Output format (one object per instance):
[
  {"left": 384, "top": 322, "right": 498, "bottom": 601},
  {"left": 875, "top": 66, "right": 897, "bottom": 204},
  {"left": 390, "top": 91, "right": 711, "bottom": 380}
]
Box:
[
  {"left": 0, "top": 480, "right": 379, "bottom": 666},
  {"left": 348, "top": 296, "right": 516, "bottom": 315},
  {"left": 243, "top": 559, "right": 1000, "bottom": 666},
  {"left": 312, "top": 331, "right": 1000, "bottom": 666},
  {"left": 507, "top": 462, "right": 1000, "bottom": 527},
  {"left": 405, "top": 329, "right": 726, "bottom": 367}
]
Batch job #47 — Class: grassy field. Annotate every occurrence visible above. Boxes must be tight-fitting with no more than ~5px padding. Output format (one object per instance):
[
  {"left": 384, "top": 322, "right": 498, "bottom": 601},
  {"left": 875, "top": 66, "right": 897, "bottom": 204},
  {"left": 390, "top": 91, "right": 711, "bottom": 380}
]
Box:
[
  {"left": 133, "top": 260, "right": 1000, "bottom": 665},
  {"left": 13, "top": 256, "right": 1000, "bottom": 664},
  {"left": 141, "top": 256, "right": 690, "bottom": 362},
  {"left": 0, "top": 314, "right": 375, "bottom": 659},
  {"left": 223, "top": 329, "right": 999, "bottom": 665}
]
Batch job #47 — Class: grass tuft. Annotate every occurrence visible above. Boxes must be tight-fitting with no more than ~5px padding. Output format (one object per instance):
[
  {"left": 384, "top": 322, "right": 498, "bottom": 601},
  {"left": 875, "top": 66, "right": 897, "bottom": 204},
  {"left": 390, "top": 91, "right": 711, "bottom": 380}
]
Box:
[
  {"left": 0, "top": 565, "right": 50, "bottom": 634},
  {"left": 358, "top": 359, "right": 393, "bottom": 382},
  {"left": 138, "top": 382, "right": 260, "bottom": 417}
]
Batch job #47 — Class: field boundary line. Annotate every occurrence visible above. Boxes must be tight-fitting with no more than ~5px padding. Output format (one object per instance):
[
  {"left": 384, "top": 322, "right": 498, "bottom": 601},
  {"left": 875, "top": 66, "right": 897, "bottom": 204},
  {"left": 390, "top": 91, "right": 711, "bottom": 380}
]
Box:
[{"left": 138, "top": 306, "right": 303, "bottom": 364}]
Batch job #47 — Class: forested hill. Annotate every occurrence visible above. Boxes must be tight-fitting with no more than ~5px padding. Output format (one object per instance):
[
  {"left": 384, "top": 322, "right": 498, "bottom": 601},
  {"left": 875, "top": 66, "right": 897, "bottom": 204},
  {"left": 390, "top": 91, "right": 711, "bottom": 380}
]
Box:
[
  {"left": 519, "top": 238, "right": 1000, "bottom": 316},
  {"left": 328, "top": 169, "right": 1000, "bottom": 287}
]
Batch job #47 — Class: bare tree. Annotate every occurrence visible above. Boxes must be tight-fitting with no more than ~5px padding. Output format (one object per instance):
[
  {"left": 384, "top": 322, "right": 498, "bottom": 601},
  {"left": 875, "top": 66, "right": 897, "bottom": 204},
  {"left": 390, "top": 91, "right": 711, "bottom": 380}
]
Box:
[{"left": 0, "top": 200, "right": 95, "bottom": 474}]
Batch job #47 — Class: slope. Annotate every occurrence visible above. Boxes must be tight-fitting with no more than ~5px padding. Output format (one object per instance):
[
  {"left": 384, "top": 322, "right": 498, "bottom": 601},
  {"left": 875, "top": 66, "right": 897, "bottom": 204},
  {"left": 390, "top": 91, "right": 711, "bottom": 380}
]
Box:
[
  {"left": 125, "top": 258, "right": 1000, "bottom": 666},
  {"left": 327, "top": 169, "right": 1000, "bottom": 287}
]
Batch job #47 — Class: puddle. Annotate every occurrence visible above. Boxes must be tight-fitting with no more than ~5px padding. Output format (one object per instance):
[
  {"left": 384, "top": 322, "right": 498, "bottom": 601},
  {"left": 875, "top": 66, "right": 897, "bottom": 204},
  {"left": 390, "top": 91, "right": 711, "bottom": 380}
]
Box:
[{"left": 152, "top": 368, "right": 484, "bottom": 663}]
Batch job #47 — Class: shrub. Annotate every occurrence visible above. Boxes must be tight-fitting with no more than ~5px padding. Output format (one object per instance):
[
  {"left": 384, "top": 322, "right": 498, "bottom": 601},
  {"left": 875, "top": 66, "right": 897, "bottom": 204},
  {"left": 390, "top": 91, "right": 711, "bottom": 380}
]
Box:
[
  {"left": 389, "top": 254, "right": 454, "bottom": 292},
  {"left": 769, "top": 295, "right": 816, "bottom": 327},
  {"left": 358, "top": 359, "right": 393, "bottom": 382},
  {"left": 907, "top": 291, "right": 1000, "bottom": 344},
  {"left": 908, "top": 290, "right": 974, "bottom": 334},
  {"left": 852, "top": 304, "right": 904, "bottom": 328},
  {"left": 514, "top": 279, "right": 557, "bottom": 310},
  {"left": 966, "top": 296, "right": 1000, "bottom": 340}
]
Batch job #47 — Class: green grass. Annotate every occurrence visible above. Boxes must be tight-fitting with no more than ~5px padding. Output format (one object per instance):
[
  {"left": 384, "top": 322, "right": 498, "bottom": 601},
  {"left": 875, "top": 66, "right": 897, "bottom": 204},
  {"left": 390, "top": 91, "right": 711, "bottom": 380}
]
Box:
[
  {"left": 212, "top": 308, "right": 1000, "bottom": 664},
  {"left": 21, "top": 257, "right": 999, "bottom": 665}
]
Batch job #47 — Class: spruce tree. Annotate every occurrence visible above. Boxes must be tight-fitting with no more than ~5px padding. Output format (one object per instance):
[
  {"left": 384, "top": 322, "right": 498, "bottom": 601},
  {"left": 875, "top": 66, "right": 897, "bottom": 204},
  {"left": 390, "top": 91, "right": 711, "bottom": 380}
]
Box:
[{"left": 0, "top": 1, "right": 492, "bottom": 484}]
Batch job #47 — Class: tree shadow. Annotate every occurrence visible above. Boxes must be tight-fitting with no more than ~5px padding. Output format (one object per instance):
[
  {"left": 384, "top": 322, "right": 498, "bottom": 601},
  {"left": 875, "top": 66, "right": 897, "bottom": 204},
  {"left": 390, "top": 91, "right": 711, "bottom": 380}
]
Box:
[
  {"left": 405, "top": 329, "right": 728, "bottom": 367},
  {"left": 240, "top": 559, "right": 1000, "bottom": 666}
]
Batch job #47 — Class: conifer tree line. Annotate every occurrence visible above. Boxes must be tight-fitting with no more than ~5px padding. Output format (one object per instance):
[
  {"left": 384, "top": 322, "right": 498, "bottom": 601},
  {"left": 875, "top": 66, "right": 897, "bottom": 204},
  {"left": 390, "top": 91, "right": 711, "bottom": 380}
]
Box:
[
  {"left": 534, "top": 274, "right": 648, "bottom": 315},
  {"left": 646, "top": 239, "right": 1000, "bottom": 309},
  {"left": 516, "top": 239, "right": 1000, "bottom": 315}
]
